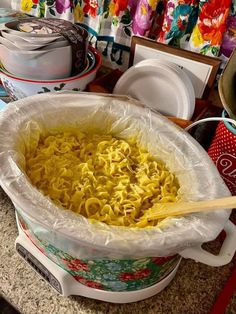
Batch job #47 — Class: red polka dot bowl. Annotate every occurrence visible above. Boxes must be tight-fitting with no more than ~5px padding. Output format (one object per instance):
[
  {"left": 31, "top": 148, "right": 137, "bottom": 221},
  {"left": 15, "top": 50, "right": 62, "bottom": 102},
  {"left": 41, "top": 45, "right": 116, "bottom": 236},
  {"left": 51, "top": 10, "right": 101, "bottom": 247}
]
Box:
[{"left": 208, "top": 111, "right": 236, "bottom": 195}]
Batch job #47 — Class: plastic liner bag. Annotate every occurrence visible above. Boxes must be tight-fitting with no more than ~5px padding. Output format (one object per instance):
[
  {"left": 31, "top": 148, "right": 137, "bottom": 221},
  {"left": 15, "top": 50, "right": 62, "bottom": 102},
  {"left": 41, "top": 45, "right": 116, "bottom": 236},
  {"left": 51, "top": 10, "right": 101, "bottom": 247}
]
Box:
[{"left": 0, "top": 92, "right": 231, "bottom": 259}]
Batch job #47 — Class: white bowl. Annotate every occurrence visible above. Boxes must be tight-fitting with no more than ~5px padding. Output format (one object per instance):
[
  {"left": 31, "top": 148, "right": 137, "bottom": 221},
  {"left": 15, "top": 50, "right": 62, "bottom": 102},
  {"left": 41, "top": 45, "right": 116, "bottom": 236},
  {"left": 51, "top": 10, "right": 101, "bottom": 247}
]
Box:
[
  {"left": 0, "top": 47, "right": 96, "bottom": 80},
  {"left": 0, "top": 31, "right": 69, "bottom": 51},
  {"left": 0, "top": 47, "right": 102, "bottom": 100},
  {"left": 1, "top": 29, "right": 64, "bottom": 46},
  {"left": 0, "top": 44, "right": 72, "bottom": 80},
  {"left": 0, "top": 35, "right": 20, "bottom": 50},
  {"left": 0, "top": 34, "right": 69, "bottom": 51},
  {"left": 37, "top": 39, "right": 69, "bottom": 50}
]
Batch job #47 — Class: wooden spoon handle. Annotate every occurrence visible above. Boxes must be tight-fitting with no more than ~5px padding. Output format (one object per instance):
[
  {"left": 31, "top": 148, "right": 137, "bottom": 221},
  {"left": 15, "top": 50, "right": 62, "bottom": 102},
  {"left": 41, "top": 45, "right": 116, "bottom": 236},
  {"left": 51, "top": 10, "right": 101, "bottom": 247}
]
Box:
[{"left": 147, "top": 196, "right": 236, "bottom": 221}]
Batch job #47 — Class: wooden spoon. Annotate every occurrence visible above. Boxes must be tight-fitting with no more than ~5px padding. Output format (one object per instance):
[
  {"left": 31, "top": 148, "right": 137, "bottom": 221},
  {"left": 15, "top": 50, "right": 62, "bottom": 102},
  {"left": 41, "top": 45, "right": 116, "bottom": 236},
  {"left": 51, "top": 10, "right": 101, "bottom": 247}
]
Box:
[{"left": 146, "top": 196, "right": 236, "bottom": 221}]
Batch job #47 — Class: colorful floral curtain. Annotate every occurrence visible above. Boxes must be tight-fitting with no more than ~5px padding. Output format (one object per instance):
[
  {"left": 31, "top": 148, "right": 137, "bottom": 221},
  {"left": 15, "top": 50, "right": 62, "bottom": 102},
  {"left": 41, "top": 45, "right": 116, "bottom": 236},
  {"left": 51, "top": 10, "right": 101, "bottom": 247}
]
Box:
[
  {"left": 157, "top": 0, "right": 199, "bottom": 46},
  {"left": 231, "top": 0, "right": 236, "bottom": 16},
  {"left": 187, "top": 0, "right": 232, "bottom": 56},
  {"left": 10, "top": 0, "right": 233, "bottom": 68},
  {"left": 220, "top": 0, "right": 236, "bottom": 59},
  {"left": 11, "top": 0, "right": 165, "bottom": 69}
]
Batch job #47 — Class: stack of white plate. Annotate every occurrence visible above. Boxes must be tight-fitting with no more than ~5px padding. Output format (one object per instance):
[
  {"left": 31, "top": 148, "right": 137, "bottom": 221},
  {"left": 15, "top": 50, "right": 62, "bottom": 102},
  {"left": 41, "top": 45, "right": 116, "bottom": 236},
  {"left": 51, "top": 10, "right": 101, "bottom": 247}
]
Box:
[{"left": 113, "top": 59, "right": 195, "bottom": 120}]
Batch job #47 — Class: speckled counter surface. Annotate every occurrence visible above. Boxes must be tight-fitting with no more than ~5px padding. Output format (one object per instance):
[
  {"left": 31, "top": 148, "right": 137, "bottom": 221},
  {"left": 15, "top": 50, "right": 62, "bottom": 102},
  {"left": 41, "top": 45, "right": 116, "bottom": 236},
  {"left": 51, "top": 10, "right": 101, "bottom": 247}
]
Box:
[{"left": 0, "top": 186, "right": 235, "bottom": 314}]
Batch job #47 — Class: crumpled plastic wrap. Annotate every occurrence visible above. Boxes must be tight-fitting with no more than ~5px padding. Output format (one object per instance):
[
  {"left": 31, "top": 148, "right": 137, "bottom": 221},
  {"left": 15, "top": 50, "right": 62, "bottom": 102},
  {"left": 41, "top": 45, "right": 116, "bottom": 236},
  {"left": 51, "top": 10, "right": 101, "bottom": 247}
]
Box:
[{"left": 0, "top": 92, "right": 231, "bottom": 259}]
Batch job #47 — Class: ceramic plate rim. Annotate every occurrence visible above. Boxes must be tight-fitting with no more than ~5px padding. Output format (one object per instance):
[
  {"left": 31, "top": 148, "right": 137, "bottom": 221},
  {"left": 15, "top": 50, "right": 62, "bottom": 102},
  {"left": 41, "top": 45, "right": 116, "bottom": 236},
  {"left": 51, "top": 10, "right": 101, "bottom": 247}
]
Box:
[
  {"left": 114, "top": 62, "right": 195, "bottom": 120},
  {"left": 136, "top": 59, "right": 195, "bottom": 119}
]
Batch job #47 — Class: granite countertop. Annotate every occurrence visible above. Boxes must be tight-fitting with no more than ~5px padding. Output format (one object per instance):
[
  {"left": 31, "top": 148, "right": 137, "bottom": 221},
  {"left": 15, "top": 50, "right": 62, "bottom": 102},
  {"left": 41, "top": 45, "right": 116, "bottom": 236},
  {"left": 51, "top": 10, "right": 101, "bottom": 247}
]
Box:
[{"left": 0, "top": 187, "right": 236, "bottom": 314}]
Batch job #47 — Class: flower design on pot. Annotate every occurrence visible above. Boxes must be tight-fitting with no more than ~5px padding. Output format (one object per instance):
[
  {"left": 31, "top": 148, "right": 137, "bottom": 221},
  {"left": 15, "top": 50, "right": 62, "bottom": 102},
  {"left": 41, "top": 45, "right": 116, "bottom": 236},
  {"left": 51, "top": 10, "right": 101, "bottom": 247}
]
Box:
[
  {"left": 62, "top": 258, "right": 89, "bottom": 272},
  {"left": 37, "top": 83, "right": 80, "bottom": 94},
  {"left": 74, "top": 275, "right": 104, "bottom": 289},
  {"left": 152, "top": 255, "right": 177, "bottom": 265},
  {"left": 104, "top": 281, "right": 128, "bottom": 291},
  {"left": 15, "top": 213, "right": 180, "bottom": 292},
  {"left": 132, "top": 258, "right": 150, "bottom": 269},
  {"left": 18, "top": 216, "right": 29, "bottom": 232},
  {"left": 119, "top": 268, "right": 151, "bottom": 281},
  {"left": 104, "top": 262, "right": 122, "bottom": 271}
]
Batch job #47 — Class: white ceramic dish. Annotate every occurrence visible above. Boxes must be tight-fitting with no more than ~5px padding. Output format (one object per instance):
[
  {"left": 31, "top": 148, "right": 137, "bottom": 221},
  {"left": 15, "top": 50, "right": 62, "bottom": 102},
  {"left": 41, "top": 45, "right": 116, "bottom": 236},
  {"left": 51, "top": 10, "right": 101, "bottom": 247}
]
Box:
[
  {"left": 0, "top": 31, "right": 69, "bottom": 51},
  {"left": 135, "top": 59, "right": 195, "bottom": 118},
  {"left": 1, "top": 29, "right": 64, "bottom": 45},
  {"left": 39, "top": 39, "right": 69, "bottom": 50},
  {"left": 13, "top": 38, "right": 68, "bottom": 51},
  {"left": 0, "top": 47, "right": 96, "bottom": 82},
  {"left": 0, "top": 44, "right": 72, "bottom": 80},
  {"left": 113, "top": 60, "right": 195, "bottom": 120},
  {"left": 0, "top": 47, "right": 102, "bottom": 100},
  {"left": 0, "top": 35, "right": 20, "bottom": 50}
]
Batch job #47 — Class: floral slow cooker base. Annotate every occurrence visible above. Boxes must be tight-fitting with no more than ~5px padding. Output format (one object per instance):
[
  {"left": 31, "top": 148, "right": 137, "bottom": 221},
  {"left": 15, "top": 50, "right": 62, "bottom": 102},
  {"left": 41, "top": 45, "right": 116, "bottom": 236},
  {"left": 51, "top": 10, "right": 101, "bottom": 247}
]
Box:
[{"left": 17, "top": 212, "right": 180, "bottom": 292}]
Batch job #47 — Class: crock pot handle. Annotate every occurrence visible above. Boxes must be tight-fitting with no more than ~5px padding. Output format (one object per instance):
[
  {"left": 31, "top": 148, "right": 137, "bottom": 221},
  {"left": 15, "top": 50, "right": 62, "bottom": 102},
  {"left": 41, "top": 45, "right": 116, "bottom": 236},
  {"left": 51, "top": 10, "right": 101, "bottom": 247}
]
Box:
[{"left": 179, "top": 220, "right": 236, "bottom": 266}]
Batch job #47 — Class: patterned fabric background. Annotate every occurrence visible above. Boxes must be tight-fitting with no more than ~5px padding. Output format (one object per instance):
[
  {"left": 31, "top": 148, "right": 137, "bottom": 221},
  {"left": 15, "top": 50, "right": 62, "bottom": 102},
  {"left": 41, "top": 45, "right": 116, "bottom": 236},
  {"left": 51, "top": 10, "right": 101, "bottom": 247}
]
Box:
[{"left": 10, "top": 0, "right": 236, "bottom": 69}]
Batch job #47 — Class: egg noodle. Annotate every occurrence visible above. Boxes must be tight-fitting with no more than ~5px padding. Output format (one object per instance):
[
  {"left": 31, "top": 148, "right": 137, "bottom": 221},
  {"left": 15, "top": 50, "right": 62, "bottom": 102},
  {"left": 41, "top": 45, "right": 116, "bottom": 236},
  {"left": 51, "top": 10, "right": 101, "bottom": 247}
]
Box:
[{"left": 25, "top": 130, "right": 180, "bottom": 228}]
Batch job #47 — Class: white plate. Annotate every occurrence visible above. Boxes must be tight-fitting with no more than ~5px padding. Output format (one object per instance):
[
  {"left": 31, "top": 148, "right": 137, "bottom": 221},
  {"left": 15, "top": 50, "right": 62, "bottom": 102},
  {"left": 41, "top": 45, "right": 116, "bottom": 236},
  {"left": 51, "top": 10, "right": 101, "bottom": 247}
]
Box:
[
  {"left": 136, "top": 59, "right": 195, "bottom": 97},
  {"left": 135, "top": 59, "right": 195, "bottom": 117},
  {"left": 113, "top": 60, "right": 195, "bottom": 119}
]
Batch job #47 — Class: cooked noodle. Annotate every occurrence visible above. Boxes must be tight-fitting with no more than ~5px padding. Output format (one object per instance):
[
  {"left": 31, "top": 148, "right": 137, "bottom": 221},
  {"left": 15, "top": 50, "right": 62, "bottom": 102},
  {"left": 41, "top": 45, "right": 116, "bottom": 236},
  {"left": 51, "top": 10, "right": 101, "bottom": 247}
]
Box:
[{"left": 25, "top": 130, "right": 180, "bottom": 227}]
